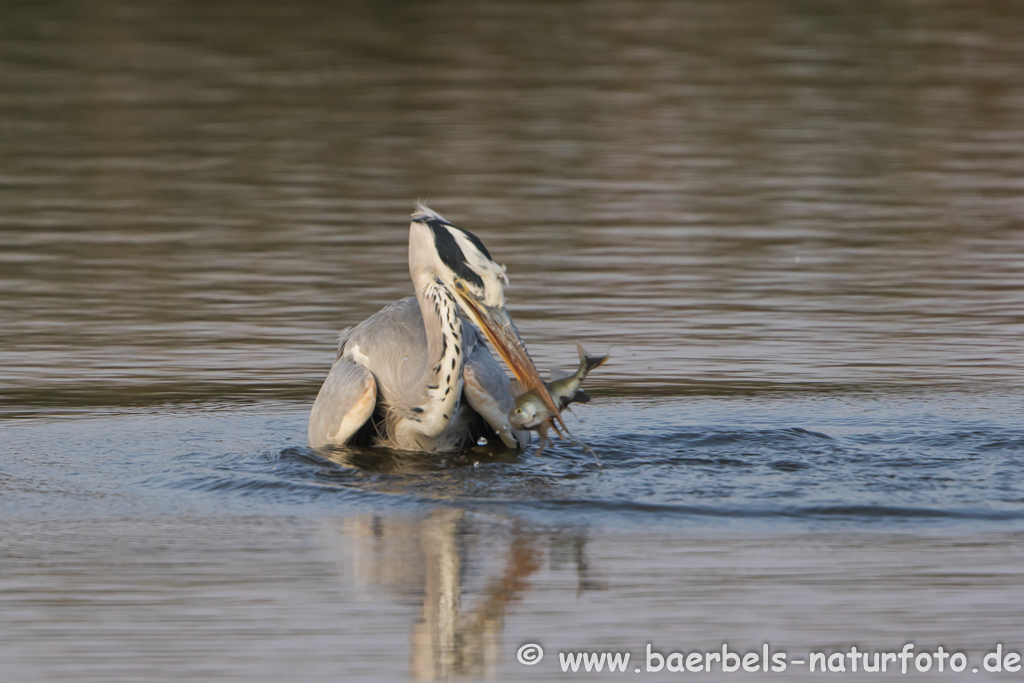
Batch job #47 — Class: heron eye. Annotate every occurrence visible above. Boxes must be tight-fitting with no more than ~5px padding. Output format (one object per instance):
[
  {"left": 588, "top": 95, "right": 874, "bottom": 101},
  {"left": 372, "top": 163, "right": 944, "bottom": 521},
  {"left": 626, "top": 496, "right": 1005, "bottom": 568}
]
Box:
[{"left": 453, "top": 279, "right": 465, "bottom": 291}]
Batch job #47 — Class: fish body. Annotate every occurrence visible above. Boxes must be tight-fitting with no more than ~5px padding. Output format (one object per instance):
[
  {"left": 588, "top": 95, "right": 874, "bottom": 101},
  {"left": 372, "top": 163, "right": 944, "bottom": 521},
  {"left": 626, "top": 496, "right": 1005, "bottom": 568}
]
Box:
[{"left": 509, "top": 343, "right": 608, "bottom": 432}]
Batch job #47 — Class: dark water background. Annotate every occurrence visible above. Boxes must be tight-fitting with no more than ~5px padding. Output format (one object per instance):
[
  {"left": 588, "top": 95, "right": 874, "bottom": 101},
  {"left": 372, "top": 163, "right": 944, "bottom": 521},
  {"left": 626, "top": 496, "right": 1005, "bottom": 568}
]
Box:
[{"left": 2, "top": 1, "right": 1024, "bottom": 680}]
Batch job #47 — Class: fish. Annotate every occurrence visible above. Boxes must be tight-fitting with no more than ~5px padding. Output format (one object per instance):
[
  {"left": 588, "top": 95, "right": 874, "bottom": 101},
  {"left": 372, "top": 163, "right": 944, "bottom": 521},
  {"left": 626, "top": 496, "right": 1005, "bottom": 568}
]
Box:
[{"left": 509, "top": 343, "right": 608, "bottom": 452}]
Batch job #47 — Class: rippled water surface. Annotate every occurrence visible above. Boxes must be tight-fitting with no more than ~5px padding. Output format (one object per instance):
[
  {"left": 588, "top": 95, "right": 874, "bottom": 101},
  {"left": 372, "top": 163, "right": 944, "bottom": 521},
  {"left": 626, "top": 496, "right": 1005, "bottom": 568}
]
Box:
[{"left": 3, "top": 0, "right": 1024, "bottom": 680}]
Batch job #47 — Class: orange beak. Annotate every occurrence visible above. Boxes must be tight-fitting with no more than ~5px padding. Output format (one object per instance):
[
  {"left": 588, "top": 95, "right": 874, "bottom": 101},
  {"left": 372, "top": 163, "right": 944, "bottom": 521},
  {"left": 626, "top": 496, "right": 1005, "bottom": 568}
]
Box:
[{"left": 456, "top": 292, "right": 566, "bottom": 432}]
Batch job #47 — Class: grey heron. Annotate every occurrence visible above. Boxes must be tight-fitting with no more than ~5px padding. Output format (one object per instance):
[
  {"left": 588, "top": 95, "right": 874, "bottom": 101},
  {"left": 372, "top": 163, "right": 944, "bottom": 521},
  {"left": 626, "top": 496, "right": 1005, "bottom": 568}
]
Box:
[{"left": 308, "top": 204, "right": 561, "bottom": 452}]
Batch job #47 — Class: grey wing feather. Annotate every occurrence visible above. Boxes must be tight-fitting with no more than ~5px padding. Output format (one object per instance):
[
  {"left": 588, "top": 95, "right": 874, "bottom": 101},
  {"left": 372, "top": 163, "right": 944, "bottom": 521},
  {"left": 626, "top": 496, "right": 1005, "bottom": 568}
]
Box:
[
  {"left": 344, "top": 297, "right": 432, "bottom": 411},
  {"left": 308, "top": 354, "right": 377, "bottom": 448},
  {"left": 335, "top": 326, "right": 353, "bottom": 359},
  {"left": 462, "top": 340, "right": 530, "bottom": 449}
]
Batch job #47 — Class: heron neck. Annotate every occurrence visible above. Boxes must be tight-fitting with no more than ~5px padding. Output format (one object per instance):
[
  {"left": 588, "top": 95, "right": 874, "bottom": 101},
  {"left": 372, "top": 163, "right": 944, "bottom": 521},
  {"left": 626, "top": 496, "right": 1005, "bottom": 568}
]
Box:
[{"left": 412, "top": 275, "right": 465, "bottom": 437}]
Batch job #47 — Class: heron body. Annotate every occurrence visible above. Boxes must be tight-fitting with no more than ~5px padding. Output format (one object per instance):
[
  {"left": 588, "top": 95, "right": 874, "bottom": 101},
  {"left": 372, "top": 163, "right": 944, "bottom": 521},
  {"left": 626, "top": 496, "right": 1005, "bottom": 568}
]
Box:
[{"left": 308, "top": 205, "right": 558, "bottom": 452}]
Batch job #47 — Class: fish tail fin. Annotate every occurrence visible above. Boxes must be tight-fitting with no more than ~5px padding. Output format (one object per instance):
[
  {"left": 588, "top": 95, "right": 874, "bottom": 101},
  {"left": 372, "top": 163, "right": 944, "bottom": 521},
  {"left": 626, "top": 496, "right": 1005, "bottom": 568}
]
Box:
[{"left": 575, "top": 342, "right": 609, "bottom": 378}]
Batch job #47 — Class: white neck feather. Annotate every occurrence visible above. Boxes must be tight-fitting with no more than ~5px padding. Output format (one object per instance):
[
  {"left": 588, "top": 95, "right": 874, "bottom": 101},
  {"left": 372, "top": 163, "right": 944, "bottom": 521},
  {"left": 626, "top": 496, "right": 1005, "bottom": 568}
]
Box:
[{"left": 411, "top": 279, "right": 464, "bottom": 438}]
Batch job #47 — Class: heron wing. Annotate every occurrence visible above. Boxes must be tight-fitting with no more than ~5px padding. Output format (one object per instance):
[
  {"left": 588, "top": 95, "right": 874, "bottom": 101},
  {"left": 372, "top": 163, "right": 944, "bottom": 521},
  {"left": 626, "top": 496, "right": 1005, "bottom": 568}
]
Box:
[
  {"left": 462, "top": 340, "right": 530, "bottom": 449},
  {"left": 307, "top": 355, "right": 378, "bottom": 448},
  {"left": 344, "top": 297, "right": 430, "bottom": 411}
]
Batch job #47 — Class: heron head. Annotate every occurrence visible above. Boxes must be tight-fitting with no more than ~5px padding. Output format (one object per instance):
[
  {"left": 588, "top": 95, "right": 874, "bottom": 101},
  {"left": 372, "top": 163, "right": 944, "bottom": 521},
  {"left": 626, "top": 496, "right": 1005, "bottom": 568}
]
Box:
[
  {"left": 411, "top": 203, "right": 508, "bottom": 310},
  {"left": 409, "top": 203, "right": 562, "bottom": 424}
]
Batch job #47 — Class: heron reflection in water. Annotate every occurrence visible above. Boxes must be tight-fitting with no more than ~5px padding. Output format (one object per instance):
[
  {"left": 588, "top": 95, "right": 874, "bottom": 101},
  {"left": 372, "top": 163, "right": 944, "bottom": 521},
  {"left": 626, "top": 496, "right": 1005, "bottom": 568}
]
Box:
[
  {"left": 309, "top": 204, "right": 562, "bottom": 452},
  {"left": 322, "top": 511, "right": 604, "bottom": 681}
]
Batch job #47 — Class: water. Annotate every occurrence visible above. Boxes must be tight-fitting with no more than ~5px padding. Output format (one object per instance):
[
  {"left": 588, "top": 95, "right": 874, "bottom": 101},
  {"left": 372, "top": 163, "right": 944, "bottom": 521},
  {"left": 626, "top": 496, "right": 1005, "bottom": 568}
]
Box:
[{"left": 2, "top": 0, "right": 1024, "bottom": 680}]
